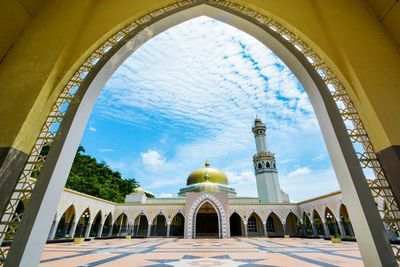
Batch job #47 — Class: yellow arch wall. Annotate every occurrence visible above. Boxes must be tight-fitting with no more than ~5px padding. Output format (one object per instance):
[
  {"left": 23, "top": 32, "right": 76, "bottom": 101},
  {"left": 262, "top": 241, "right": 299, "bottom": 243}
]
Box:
[{"left": 0, "top": 0, "right": 399, "bottom": 153}]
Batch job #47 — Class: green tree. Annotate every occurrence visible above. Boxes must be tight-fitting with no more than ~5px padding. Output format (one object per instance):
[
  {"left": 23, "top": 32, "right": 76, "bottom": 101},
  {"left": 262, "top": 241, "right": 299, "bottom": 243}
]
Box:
[{"left": 33, "top": 145, "right": 151, "bottom": 203}]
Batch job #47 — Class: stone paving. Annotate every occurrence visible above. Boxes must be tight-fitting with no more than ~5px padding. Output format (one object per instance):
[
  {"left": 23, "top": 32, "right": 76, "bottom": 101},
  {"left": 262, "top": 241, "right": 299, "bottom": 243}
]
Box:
[{"left": 40, "top": 237, "right": 363, "bottom": 267}]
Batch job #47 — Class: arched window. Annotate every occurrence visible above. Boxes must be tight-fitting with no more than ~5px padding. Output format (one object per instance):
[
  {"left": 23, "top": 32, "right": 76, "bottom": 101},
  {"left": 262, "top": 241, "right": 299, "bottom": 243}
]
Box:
[
  {"left": 266, "top": 162, "right": 270, "bottom": 168},
  {"left": 266, "top": 216, "right": 275, "bottom": 232},
  {"left": 273, "top": 163, "right": 276, "bottom": 168},
  {"left": 247, "top": 216, "right": 257, "bottom": 232},
  {"left": 258, "top": 163, "right": 262, "bottom": 169}
]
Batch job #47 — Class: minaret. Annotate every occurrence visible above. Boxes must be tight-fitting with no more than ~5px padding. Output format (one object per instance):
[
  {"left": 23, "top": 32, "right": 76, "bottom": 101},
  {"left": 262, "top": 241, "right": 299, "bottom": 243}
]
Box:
[{"left": 252, "top": 116, "right": 283, "bottom": 203}]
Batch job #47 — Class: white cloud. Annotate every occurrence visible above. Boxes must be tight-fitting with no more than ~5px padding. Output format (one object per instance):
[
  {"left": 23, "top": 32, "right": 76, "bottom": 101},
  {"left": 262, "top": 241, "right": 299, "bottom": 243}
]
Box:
[
  {"left": 159, "top": 193, "right": 173, "bottom": 198},
  {"left": 141, "top": 150, "right": 166, "bottom": 168},
  {"left": 98, "top": 148, "right": 114, "bottom": 153},
  {"left": 288, "top": 167, "right": 311, "bottom": 178},
  {"left": 85, "top": 16, "right": 337, "bottom": 200},
  {"left": 89, "top": 126, "right": 97, "bottom": 132}
]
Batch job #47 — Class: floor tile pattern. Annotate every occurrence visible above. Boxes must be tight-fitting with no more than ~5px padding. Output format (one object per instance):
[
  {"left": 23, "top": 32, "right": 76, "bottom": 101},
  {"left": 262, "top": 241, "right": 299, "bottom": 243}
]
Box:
[{"left": 40, "top": 238, "right": 363, "bottom": 267}]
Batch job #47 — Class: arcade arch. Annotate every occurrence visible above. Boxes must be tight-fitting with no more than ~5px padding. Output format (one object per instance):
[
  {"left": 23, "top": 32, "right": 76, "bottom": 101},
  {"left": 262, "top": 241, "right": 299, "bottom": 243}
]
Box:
[
  {"left": 151, "top": 214, "right": 167, "bottom": 237},
  {"left": 75, "top": 208, "right": 90, "bottom": 238},
  {"left": 325, "top": 207, "right": 340, "bottom": 237},
  {"left": 89, "top": 211, "right": 102, "bottom": 237},
  {"left": 285, "top": 212, "right": 301, "bottom": 237},
  {"left": 312, "top": 210, "right": 324, "bottom": 237},
  {"left": 266, "top": 212, "right": 284, "bottom": 236},
  {"left": 247, "top": 213, "right": 264, "bottom": 237},
  {"left": 53, "top": 205, "right": 75, "bottom": 239},
  {"left": 133, "top": 213, "right": 149, "bottom": 237},
  {"left": 229, "top": 212, "right": 244, "bottom": 237},
  {"left": 1, "top": 1, "right": 398, "bottom": 266},
  {"left": 102, "top": 213, "right": 113, "bottom": 237},
  {"left": 113, "top": 213, "right": 128, "bottom": 237},
  {"left": 170, "top": 213, "right": 185, "bottom": 237}
]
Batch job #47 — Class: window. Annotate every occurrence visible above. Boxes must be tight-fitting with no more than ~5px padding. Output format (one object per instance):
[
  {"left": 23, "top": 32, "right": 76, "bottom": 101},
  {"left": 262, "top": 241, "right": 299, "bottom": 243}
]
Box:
[
  {"left": 247, "top": 216, "right": 257, "bottom": 232},
  {"left": 266, "top": 217, "right": 275, "bottom": 232},
  {"left": 258, "top": 163, "right": 262, "bottom": 169},
  {"left": 266, "top": 162, "right": 270, "bottom": 168}
]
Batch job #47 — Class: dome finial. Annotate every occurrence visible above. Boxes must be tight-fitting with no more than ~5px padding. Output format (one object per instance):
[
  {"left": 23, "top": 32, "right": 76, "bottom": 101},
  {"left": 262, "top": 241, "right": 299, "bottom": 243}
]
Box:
[
  {"left": 205, "top": 160, "right": 210, "bottom": 167},
  {"left": 205, "top": 169, "right": 210, "bottom": 181}
]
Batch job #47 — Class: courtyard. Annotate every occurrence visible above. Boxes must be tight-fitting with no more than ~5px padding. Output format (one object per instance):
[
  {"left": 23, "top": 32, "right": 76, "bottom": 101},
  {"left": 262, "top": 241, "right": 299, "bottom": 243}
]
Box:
[{"left": 39, "top": 238, "right": 362, "bottom": 267}]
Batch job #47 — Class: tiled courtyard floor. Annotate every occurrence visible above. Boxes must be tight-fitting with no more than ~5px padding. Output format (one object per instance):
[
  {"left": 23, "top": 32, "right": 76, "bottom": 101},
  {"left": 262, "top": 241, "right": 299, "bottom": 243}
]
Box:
[{"left": 40, "top": 237, "right": 363, "bottom": 267}]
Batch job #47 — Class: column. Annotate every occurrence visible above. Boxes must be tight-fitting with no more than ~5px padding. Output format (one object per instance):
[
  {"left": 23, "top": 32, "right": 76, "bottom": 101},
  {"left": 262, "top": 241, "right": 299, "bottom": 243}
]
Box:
[
  {"left": 263, "top": 221, "right": 268, "bottom": 237},
  {"left": 69, "top": 221, "right": 77, "bottom": 238},
  {"left": 167, "top": 222, "right": 171, "bottom": 237},
  {"left": 301, "top": 224, "right": 307, "bottom": 236},
  {"left": 333, "top": 221, "right": 340, "bottom": 236},
  {"left": 97, "top": 224, "right": 104, "bottom": 237},
  {"left": 117, "top": 222, "right": 123, "bottom": 236},
  {"left": 338, "top": 220, "right": 346, "bottom": 238},
  {"left": 147, "top": 224, "right": 152, "bottom": 237},
  {"left": 47, "top": 220, "right": 59, "bottom": 240},
  {"left": 323, "top": 222, "right": 330, "bottom": 238},
  {"left": 283, "top": 223, "right": 287, "bottom": 235},
  {"left": 62, "top": 223, "right": 70, "bottom": 237},
  {"left": 311, "top": 223, "right": 318, "bottom": 237},
  {"left": 108, "top": 224, "right": 114, "bottom": 237},
  {"left": 348, "top": 222, "right": 355, "bottom": 237},
  {"left": 244, "top": 222, "right": 248, "bottom": 237},
  {"left": 84, "top": 222, "right": 92, "bottom": 238}
]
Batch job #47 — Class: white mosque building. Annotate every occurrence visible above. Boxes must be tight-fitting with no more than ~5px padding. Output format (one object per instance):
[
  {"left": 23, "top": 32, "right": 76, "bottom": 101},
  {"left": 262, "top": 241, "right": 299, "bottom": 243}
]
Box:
[{"left": 39, "top": 117, "right": 359, "bottom": 241}]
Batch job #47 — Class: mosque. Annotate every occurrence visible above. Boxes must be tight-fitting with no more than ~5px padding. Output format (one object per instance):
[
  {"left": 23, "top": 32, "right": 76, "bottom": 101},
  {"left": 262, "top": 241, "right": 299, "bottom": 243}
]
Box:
[
  {"left": 2, "top": 1, "right": 399, "bottom": 265},
  {"left": 45, "top": 118, "right": 355, "bottom": 241}
]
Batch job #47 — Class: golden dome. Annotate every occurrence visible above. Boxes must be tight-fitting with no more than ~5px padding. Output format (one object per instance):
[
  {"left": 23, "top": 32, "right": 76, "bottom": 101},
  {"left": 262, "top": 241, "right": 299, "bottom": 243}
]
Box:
[
  {"left": 186, "top": 161, "right": 228, "bottom": 185},
  {"left": 132, "top": 187, "right": 145, "bottom": 194}
]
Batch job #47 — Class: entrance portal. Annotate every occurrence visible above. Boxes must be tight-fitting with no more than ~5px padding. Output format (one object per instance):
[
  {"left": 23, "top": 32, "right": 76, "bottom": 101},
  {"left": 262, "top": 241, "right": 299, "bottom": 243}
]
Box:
[{"left": 195, "top": 202, "right": 219, "bottom": 238}]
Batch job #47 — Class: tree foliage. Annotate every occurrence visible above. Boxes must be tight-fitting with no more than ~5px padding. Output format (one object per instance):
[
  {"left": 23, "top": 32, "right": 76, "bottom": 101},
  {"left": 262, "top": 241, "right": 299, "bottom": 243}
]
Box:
[{"left": 33, "top": 145, "right": 152, "bottom": 203}]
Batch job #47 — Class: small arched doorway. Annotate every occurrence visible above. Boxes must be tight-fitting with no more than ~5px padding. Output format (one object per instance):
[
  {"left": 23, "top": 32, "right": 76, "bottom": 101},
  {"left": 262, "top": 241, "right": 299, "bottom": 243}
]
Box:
[
  {"left": 229, "top": 212, "right": 243, "bottom": 237},
  {"left": 266, "top": 212, "right": 284, "bottom": 237},
  {"left": 195, "top": 202, "right": 219, "bottom": 238},
  {"left": 89, "top": 211, "right": 102, "bottom": 237},
  {"left": 285, "top": 212, "right": 301, "bottom": 237},
  {"left": 247, "top": 213, "right": 264, "bottom": 237},
  {"left": 55, "top": 205, "right": 75, "bottom": 238},
  {"left": 75, "top": 208, "right": 90, "bottom": 238},
  {"left": 170, "top": 213, "right": 184, "bottom": 237},
  {"left": 151, "top": 214, "right": 167, "bottom": 237},
  {"left": 134, "top": 213, "right": 148, "bottom": 237}
]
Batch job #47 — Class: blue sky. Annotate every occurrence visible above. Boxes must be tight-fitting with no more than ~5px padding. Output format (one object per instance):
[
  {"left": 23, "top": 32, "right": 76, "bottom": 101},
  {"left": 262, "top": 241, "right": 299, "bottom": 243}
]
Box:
[{"left": 80, "top": 16, "right": 340, "bottom": 201}]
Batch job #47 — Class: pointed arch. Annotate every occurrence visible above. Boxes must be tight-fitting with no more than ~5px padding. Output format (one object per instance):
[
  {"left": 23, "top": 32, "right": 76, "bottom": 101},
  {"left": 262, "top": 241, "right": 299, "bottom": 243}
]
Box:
[
  {"left": 75, "top": 208, "right": 90, "bottom": 237},
  {"left": 325, "top": 207, "right": 340, "bottom": 237},
  {"left": 113, "top": 213, "right": 128, "bottom": 236},
  {"left": 89, "top": 210, "right": 102, "bottom": 237},
  {"left": 266, "top": 212, "right": 284, "bottom": 236},
  {"left": 229, "top": 212, "right": 244, "bottom": 237},
  {"left": 187, "top": 194, "right": 227, "bottom": 238},
  {"left": 101, "top": 212, "right": 113, "bottom": 237},
  {"left": 133, "top": 212, "right": 148, "bottom": 237},
  {"left": 247, "top": 212, "right": 264, "bottom": 237},
  {"left": 302, "top": 211, "right": 313, "bottom": 236},
  {"left": 1, "top": 1, "right": 397, "bottom": 265},
  {"left": 55, "top": 205, "right": 76, "bottom": 238},
  {"left": 151, "top": 213, "right": 167, "bottom": 237},
  {"left": 312, "top": 209, "right": 324, "bottom": 236},
  {"left": 170, "top": 212, "right": 184, "bottom": 237},
  {"left": 285, "top": 212, "right": 301, "bottom": 236}
]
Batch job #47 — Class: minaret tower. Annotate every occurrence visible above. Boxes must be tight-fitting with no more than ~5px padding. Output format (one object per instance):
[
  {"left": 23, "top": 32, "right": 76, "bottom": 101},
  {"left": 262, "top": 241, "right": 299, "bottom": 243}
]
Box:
[{"left": 252, "top": 116, "right": 283, "bottom": 203}]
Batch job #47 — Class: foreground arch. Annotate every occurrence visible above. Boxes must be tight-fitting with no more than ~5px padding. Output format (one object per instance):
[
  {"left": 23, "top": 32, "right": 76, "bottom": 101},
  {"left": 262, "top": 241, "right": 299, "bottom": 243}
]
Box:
[{"left": 0, "top": 1, "right": 398, "bottom": 266}]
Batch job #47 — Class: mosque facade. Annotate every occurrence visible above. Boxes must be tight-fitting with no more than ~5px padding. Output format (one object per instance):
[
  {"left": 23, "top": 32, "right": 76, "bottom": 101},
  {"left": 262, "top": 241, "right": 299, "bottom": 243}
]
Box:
[{"left": 39, "top": 118, "right": 360, "bottom": 241}]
